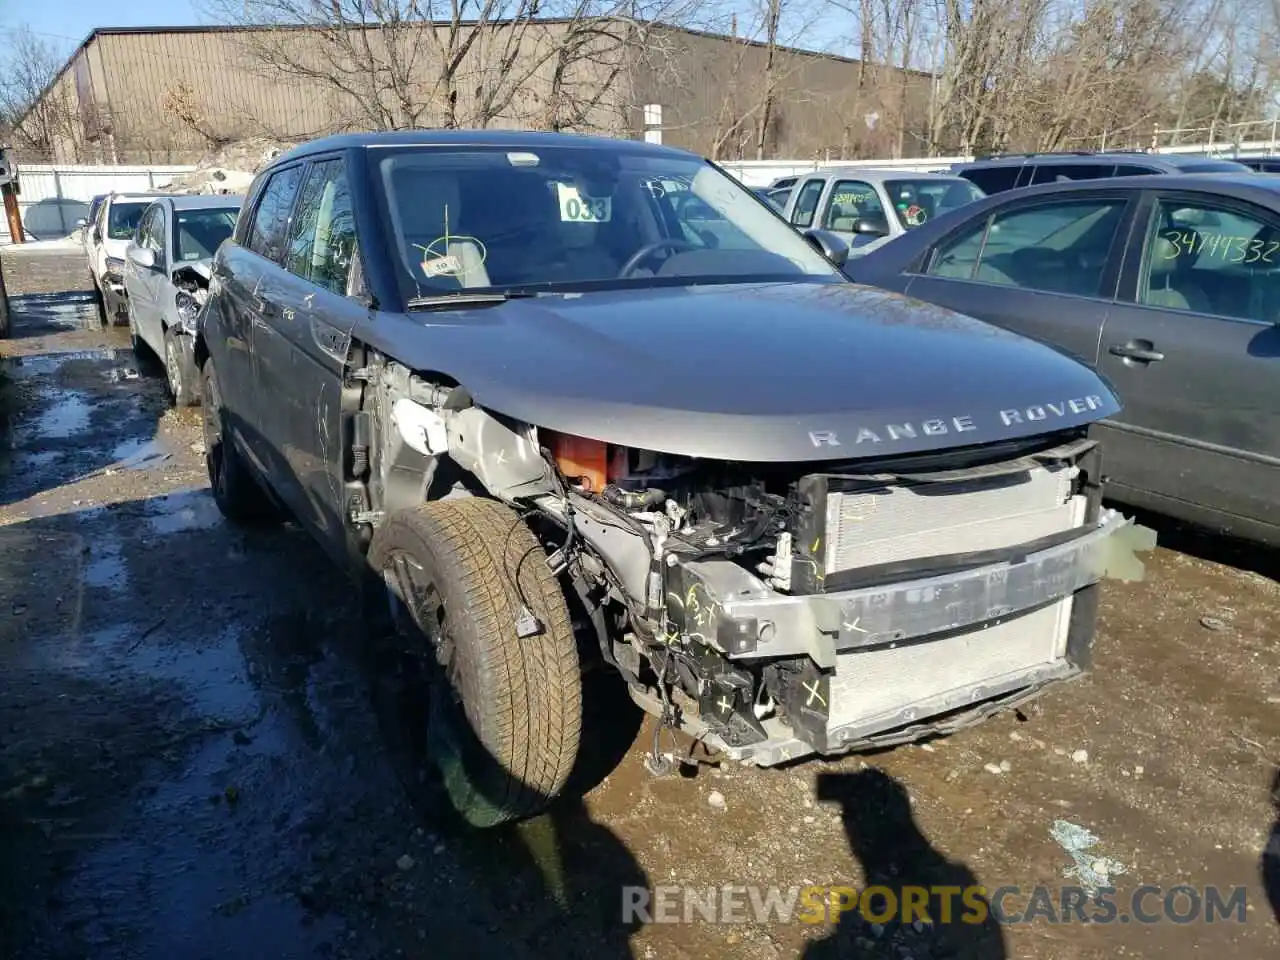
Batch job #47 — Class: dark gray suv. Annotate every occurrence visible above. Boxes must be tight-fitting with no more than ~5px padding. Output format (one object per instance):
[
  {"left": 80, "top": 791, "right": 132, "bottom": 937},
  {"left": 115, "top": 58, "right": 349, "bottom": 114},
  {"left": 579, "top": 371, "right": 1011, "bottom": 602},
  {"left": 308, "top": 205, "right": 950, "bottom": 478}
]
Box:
[{"left": 953, "top": 151, "right": 1252, "bottom": 195}]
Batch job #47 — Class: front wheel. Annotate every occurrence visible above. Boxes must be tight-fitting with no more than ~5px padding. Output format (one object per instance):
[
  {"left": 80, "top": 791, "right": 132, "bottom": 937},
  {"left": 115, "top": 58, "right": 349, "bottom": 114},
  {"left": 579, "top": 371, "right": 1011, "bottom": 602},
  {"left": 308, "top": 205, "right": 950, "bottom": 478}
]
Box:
[
  {"left": 200, "top": 362, "right": 280, "bottom": 526},
  {"left": 368, "top": 498, "right": 582, "bottom": 828},
  {"left": 163, "top": 326, "right": 200, "bottom": 407}
]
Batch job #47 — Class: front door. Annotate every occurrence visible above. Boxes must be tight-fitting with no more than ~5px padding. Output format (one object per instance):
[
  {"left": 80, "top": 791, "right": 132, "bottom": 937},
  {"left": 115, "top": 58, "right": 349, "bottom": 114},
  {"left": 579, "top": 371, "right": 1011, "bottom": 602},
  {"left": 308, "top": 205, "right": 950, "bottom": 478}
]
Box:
[
  {"left": 1097, "top": 191, "right": 1280, "bottom": 537},
  {"left": 816, "top": 177, "right": 892, "bottom": 255},
  {"left": 903, "top": 192, "right": 1135, "bottom": 366},
  {"left": 137, "top": 205, "right": 168, "bottom": 353},
  {"left": 255, "top": 156, "right": 362, "bottom": 556}
]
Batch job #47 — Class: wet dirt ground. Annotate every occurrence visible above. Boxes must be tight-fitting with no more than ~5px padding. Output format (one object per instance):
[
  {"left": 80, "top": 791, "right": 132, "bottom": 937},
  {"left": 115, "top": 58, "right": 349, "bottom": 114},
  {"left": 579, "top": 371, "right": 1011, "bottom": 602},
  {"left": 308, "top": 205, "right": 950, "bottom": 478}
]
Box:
[{"left": 1, "top": 246, "right": 1277, "bottom": 960}]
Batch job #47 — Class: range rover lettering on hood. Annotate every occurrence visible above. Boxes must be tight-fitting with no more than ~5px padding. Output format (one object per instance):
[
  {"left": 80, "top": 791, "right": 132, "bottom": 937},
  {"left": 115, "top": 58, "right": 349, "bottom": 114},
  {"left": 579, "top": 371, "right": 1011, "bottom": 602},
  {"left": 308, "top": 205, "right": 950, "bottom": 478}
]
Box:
[{"left": 809, "top": 394, "right": 1108, "bottom": 448}]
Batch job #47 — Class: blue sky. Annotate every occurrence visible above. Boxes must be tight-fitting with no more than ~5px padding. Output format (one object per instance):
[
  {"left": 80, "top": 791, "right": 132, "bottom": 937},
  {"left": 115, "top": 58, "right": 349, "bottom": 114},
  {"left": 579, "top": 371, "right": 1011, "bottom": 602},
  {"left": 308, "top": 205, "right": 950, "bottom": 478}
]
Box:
[{"left": 1, "top": 0, "right": 205, "bottom": 56}]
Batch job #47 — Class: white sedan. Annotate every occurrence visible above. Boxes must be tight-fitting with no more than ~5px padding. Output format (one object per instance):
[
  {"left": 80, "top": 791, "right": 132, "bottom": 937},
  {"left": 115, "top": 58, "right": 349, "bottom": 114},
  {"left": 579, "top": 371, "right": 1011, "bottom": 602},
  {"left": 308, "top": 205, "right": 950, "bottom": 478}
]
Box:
[{"left": 123, "top": 194, "right": 243, "bottom": 406}]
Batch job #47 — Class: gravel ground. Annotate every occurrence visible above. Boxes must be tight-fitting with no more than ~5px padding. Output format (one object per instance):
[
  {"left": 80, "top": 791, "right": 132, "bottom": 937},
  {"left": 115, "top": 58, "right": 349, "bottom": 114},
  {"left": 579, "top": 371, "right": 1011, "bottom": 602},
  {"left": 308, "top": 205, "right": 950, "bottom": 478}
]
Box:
[{"left": 1, "top": 247, "right": 1277, "bottom": 960}]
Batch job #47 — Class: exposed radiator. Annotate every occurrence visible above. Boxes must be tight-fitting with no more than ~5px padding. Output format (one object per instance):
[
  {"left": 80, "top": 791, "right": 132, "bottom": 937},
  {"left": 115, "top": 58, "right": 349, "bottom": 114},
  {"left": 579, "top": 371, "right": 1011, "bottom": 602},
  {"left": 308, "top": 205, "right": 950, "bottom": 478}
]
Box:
[
  {"left": 825, "top": 595, "right": 1075, "bottom": 739},
  {"left": 824, "top": 464, "right": 1080, "bottom": 574}
]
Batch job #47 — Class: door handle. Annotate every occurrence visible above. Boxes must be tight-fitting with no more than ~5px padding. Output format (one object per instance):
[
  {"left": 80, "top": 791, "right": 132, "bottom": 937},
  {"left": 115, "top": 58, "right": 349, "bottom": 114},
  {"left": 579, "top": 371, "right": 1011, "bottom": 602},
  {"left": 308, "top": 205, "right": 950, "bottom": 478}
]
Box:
[{"left": 1109, "top": 340, "right": 1164, "bottom": 363}]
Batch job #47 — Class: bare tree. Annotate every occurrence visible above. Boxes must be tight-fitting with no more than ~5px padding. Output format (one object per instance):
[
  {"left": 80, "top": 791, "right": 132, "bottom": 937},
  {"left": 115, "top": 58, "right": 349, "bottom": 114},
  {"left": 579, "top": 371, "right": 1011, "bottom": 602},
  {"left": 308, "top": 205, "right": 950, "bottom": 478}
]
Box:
[{"left": 0, "top": 26, "right": 84, "bottom": 162}]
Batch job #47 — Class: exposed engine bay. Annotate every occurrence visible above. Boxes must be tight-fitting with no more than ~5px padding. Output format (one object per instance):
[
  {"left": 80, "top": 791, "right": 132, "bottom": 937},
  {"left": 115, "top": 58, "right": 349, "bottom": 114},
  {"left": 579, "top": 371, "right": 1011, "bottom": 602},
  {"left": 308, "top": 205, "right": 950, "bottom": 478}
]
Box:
[
  {"left": 172, "top": 262, "right": 213, "bottom": 333},
  {"left": 351, "top": 356, "right": 1151, "bottom": 768}
]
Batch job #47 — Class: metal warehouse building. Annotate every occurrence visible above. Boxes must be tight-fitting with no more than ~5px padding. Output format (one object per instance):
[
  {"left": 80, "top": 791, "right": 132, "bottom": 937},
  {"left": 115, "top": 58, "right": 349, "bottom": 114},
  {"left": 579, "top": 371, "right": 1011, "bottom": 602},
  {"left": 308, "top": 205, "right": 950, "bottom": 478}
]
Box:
[{"left": 17, "top": 22, "right": 932, "bottom": 165}]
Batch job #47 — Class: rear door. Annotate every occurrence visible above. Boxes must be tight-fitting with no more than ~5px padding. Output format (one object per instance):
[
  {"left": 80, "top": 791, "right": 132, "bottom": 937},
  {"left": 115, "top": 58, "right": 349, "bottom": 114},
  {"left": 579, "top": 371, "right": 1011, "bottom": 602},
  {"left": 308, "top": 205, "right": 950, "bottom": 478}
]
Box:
[
  {"left": 1095, "top": 189, "right": 1280, "bottom": 538},
  {"left": 216, "top": 162, "right": 306, "bottom": 467},
  {"left": 901, "top": 189, "right": 1138, "bottom": 365}
]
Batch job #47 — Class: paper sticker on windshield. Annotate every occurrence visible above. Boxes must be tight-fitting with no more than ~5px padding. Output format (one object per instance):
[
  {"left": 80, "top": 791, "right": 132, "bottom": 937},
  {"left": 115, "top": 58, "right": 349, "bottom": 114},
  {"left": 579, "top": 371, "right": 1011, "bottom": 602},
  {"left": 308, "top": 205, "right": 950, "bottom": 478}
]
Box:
[
  {"left": 557, "top": 183, "right": 612, "bottom": 223},
  {"left": 422, "top": 254, "right": 463, "bottom": 277}
]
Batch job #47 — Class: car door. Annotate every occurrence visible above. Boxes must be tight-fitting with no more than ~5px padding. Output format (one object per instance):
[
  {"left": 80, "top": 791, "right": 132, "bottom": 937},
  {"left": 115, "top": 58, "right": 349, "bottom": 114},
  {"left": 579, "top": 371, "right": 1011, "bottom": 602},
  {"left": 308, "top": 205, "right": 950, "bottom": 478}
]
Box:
[
  {"left": 216, "top": 162, "right": 307, "bottom": 469},
  {"left": 1094, "top": 189, "right": 1280, "bottom": 540},
  {"left": 259, "top": 155, "right": 364, "bottom": 555},
  {"left": 817, "top": 178, "right": 892, "bottom": 254},
  {"left": 900, "top": 190, "right": 1137, "bottom": 366},
  {"left": 138, "top": 205, "right": 169, "bottom": 353},
  {"left": 125, "top": 205, "right": 161, "bottom": 349}
]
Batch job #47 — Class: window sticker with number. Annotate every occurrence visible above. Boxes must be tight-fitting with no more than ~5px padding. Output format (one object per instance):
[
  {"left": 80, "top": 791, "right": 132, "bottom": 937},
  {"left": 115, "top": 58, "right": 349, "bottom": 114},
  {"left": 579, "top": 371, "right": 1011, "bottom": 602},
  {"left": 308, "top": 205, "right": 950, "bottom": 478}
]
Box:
[
  {"left": 830, "top": 191, "right": 876, "bottom": 207},
  {"left": 1162, "top": 231, "right": 1279, "bottom": 264},
  {"left": 557, "top": 183, "right": 612, "bottom": 223}
]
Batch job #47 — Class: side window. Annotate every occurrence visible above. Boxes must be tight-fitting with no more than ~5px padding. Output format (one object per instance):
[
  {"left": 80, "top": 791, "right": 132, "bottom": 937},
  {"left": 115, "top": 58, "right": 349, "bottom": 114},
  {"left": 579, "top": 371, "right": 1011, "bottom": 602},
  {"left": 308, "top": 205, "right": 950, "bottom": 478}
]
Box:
[
  {"left": 1138, "top": 198, "right": 1280, "bottom": 321},
  {"left": 247, "top": 165, "right": 305, "bottom": 263},
  {"left": 1115, "top": 164, "right": 1161, "bottom": 177},
  {"left": 282, "top": 159, "right": 358, "bottom": 295},
  {"left": 145, "top": 208, "right": 166, "bottom": 257},
  {"left": 134, "top": 208, "right": 154, "bottom": 247},
  {"left": 960, "top": 167, "right": 1021, "bottom": 194},
  {"left": 927, "top": 198, "right": 1127, "bottom": 297},
  {"left": 790, "top": 179, "right": 825, "bottom": 227},
  {"left": 823, "top": 180, "right": 884, "bottom": 230},
  {"left": 1030, "top": 163, "right": 1116, "bottom": 185}
]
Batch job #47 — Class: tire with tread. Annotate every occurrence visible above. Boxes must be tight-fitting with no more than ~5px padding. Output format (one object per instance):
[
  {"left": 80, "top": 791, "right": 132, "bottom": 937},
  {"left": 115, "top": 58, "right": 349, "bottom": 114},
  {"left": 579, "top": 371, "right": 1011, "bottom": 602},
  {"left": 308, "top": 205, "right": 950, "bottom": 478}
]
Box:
[
  {"left": 368, "top": 497, "right": 582, "bottom": 827},
  {"left": 164, "top": 325, "right": 201, "bottom": 407},
  {"left": 200, "top": 363, "right": 280, "bottom": 526}
]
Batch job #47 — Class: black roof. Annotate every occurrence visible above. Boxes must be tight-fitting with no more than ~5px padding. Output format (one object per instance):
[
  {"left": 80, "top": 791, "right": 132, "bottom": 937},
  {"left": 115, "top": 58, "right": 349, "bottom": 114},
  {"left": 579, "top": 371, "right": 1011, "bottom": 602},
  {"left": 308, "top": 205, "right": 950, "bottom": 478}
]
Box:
[
  {"left": 272, "top": 129, "right": 699, "bottom": 168},
  {"left": 971, "top": 171, "right": 1280, "bottom": 202},
  {"left": 958, "top": 151, "right": 1251, "bottom": 169}
]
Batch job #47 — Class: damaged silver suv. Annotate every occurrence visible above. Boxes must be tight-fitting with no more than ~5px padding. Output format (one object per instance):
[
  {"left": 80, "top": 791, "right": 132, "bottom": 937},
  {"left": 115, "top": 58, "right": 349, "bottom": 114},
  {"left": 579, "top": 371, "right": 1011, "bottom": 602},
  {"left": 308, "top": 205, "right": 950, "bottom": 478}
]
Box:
[{"left": 195, "top": 131, "right": 1152, "bottom": 827}]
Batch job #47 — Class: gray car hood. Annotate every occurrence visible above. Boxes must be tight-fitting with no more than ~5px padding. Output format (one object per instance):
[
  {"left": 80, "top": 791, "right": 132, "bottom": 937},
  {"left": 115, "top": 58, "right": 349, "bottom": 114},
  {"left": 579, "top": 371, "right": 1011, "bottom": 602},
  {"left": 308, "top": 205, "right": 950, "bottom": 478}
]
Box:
[{"left": 370, "top": 281, "right": 1120, "bottom": 462}]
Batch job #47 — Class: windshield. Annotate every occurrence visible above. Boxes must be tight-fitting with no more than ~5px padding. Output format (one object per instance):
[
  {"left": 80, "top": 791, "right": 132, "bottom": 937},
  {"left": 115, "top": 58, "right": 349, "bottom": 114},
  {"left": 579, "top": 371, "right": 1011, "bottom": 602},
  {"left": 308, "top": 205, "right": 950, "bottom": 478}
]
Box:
[
  {"left": 174, "top": 208, "right": 238, "bottom": 261},
  {"left": 107, "top": 201, "right": 149, "bottom": 241},
  {"left": 883, "top": 178, "right": 986, "bottom": 229},
  {"left": 374, "top": 145, "right": 841, "bottom": 301}
]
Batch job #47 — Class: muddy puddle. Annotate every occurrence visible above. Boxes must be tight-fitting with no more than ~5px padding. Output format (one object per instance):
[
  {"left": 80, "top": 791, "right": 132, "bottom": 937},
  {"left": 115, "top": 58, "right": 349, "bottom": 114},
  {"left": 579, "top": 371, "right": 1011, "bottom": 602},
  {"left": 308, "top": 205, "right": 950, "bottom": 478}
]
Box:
[{"left": 5, "top": 292, "right": 103, "bottom": 331}]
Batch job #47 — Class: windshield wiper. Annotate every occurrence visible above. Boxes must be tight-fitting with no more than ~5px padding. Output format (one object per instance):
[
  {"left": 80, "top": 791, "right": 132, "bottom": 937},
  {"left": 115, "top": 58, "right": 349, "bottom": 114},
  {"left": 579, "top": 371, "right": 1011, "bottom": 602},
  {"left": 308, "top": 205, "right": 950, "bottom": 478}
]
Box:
[{"left": 405, "top": 290, "right": 541, "bottom": 311}]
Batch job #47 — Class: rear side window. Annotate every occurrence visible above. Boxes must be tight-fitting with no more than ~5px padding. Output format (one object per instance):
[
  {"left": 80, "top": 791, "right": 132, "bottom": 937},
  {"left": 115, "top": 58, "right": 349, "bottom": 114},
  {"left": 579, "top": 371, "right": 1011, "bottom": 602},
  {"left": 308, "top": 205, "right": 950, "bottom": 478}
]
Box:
[
  {"left": 246, "top": 165, "right": 305, "bottom": 263},
  {"left": 790, "top": 179, "right": 825, "bottom": 227},
  {"left": 959, "top": 166, "right": 1021, "bottom": 194},
  {"left": 1029, "top": 163, "right": 1116, "bottom": 184},
  {"left": 1114, "top": 164, "right": 1162, "bottom": 177}
]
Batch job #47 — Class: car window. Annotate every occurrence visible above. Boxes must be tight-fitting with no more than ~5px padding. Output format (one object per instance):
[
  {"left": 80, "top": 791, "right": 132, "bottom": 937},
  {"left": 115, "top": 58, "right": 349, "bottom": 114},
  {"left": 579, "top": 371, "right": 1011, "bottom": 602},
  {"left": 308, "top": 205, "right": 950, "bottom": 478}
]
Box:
[
  {"left": 106, "top": 200, "right": 149, "bottom": 241},
  {"left": 374, "top": 145, "right": 840, "bottom": 300},
  {"left": 664, "top": 188, "right": 756, "bottom": 250},
  {"left": 1177, "top": 160, "right": 1251, "bottom": 174},
  {"left": 766, "top": 187, "right": 791, "bottom": 210},
  {"left": 822, "top": 180, "right": 883, "bottom": 231},
  {"left": 883, "top": 178, "right": 985, "bottom": 229},
  {"left": 247, "top": 165, "right": 305, "bottom": 263},
  {"left": 139, "top": 206, "right": 165, "bottom": 256},
  {"left": 175, "top": 208, "right": 238, "bottom": 262},
  {"left": 959, "top": 167, "right": 1021, "bottom": 194},
  {"left": 1138, "top": 198, "right": 1280, "bottom": 321},
  {"left": 1030, "top": 163, "right": 1117, "bottom": 185},
  {"left": 927, "top": 198, "right": 1127, "bottom": 297},
  {"left": 1114, "top": 164, "right": 1162, "bottom": 177},
  {"left": 283, "top": 159, "right": 358, "bottom": 294},
  {"left": 790, "top": 179, "right": 825, "bottom": 227}
]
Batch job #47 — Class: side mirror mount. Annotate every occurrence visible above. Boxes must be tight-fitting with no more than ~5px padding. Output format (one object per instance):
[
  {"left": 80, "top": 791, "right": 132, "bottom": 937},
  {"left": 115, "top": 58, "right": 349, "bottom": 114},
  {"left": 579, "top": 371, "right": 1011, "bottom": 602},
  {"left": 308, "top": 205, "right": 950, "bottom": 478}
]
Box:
[
  {"left": 803, "top": 228, "right": 850, "bottom": 268},
  {"left": 851, "top": 217, "right": 890, "bottom": 237},
  {"left": 127, "top": 244, "right": 156, "bottom": 269},
  {"left": 75, "top": 218, "right": 88, "bottom": 229}
]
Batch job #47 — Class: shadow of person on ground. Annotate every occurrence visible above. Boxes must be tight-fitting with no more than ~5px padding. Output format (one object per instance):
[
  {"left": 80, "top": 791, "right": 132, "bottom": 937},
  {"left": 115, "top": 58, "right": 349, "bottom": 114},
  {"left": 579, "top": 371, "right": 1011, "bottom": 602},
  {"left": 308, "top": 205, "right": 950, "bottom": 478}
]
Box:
[
  {"left": 804, "top": 768, "right": 1007, "bottom": 960},
  {"left": 1264, "top": 766, "right": 1279, "bottom": 925}
]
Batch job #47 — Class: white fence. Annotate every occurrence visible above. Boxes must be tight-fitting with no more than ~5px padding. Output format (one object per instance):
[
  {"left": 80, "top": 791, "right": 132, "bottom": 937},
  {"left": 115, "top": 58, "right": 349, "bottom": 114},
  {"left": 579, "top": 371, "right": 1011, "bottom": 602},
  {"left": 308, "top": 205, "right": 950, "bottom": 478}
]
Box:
[{"left": 2, "top": 163, "right": 197, "bottom": 244}]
